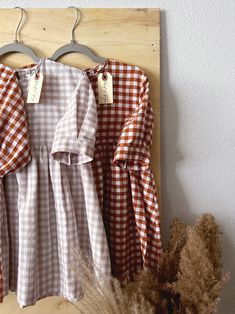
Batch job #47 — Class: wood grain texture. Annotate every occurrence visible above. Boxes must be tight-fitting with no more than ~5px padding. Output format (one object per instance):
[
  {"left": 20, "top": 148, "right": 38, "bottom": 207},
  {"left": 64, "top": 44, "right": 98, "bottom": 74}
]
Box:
[{"left": 0, "top": 8, "right": 160, "bottom": 312}]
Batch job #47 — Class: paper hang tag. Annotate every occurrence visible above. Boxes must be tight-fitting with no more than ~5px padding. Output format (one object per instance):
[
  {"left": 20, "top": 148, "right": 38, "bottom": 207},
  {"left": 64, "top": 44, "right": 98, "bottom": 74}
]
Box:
[
  {"left": 27, "top": 72, "right": 44, "bottom": 104},
  {"left": 98, "top": 72, "right": 113, "bottom": 104}
]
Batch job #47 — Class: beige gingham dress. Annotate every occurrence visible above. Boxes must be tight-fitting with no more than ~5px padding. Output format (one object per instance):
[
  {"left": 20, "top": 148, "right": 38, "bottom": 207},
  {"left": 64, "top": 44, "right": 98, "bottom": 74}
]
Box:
[
  {"left": 1, "top": 58, "right": 111, "bottom": 307},
  {"left": 0, "top": 63, "right": 31, "bottom": 303}
]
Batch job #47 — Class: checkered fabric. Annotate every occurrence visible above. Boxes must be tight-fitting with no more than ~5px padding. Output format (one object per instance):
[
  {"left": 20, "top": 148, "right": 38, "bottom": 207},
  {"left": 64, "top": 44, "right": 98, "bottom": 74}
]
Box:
[
  {"left": 0, "top": 178, "right": 6, "bottom": 304},
  {"left": 0, "top": 64, "right": 31, "bottom": 176},
  {"left": 0, "top": 266, "right": 2, "bottom": 303},
  {"left": 86, "top": 59, "right": 162, "bottom": 279},
  {"left": 0, "top": 64, "right": 31, "bottom": 303},
  {"left": 1, "top": 59, "right": 111, "bottom": 307}
]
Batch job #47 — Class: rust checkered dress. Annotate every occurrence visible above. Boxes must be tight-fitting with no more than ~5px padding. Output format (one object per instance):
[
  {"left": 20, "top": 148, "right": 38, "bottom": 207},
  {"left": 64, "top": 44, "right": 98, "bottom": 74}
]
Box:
[
  {"left": 86, "top": 59, "right": 162, "bottom": 279},
  {"left": 0, "top": 64, "right": 31, "bottom": 302}
]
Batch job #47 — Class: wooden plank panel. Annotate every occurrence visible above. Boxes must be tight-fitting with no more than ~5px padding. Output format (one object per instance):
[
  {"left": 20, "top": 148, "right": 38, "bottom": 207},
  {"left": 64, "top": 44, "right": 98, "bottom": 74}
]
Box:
[{"left": 0, "top": 8, "right": 160, "bottom": 313}]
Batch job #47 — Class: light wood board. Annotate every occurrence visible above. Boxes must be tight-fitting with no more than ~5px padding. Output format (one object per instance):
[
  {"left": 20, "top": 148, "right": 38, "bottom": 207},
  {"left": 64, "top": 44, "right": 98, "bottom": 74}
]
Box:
[{"left": 0, "top": 8, "right": 160, "bottom": 313}]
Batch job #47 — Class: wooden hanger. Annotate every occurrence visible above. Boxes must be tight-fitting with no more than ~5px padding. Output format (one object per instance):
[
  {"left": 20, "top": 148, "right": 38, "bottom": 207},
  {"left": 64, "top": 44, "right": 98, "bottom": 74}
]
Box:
[
  {"left": 0, "top": 7, "right": 40, "bottom": 63},
  {"left": 51, "top": 7, "right": 106, "bottom": 63}
]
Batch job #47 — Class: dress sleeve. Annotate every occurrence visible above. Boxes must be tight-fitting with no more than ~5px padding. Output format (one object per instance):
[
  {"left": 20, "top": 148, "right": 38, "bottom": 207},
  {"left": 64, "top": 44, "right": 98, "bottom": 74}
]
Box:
[
  {"left": 113, "top": 73, "right": 154, "bottom": 171},
  {"left": 0, "top": 69, "right": 31, "bottom": 177},
  {"left": 51, "top": 74, "right": 97, "bottom": 165}
]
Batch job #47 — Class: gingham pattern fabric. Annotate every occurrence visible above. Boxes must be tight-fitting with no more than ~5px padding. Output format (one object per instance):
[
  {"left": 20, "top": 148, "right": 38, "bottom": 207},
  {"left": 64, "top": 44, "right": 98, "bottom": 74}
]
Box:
[
  {"left": 0, "top": 268, "right": 2, "bottom": 303},
  {"left": 0, "top": 178, "right": 7, "bottom": 304},
  {"left": 0, "top": 64, "right": 31, "bottom": 303},
  {"left": 1, "top": 58, "right": 111, "bottom": 307},
  {"left": 86, "top": 59, "right": 162, "bottom": 279},
  {"left": 0, "top": 64, "right": 31, "bottom": 176},
  {"left": 0, "top": 179, "right": 3, "bottom": 303}
]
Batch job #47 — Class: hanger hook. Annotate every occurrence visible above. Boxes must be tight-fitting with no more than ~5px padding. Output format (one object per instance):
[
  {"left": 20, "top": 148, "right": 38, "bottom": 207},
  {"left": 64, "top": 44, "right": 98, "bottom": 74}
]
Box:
[
  {"left": 14, "top": 7, "right": 24, "bottom": 44},
  {"left": 68, "top": 6, "right": 82, "bottom": 43}
]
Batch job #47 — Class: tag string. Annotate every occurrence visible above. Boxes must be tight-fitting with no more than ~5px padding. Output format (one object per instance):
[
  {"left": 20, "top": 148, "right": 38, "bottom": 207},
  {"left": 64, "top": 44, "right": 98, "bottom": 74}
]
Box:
[
  {"left": 102, "top": 72, "right": 108, "bottom": 81},
  {"left": 35, "top": 58, "right": 44, "bottom": 79}
]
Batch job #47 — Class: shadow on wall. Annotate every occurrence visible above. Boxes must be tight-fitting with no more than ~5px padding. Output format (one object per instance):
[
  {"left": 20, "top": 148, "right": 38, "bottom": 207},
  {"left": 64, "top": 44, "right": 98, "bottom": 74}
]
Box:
[
  {"left": 160, "top": 10, "right": 196, "bottom": 245},
  {"left": 159, "top": 10, "right": 234, "bottom": 314}
]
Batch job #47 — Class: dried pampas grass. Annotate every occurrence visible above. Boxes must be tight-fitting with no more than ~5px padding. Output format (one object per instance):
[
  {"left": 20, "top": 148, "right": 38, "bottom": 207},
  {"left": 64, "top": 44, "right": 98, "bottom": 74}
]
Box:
[
  {"left": 70, "top": 214, "right": 229, "bottom": 314},
  {"left": 70, "top": 252, "right": 155, "bottom": 314},
  {"left": 169, "top": 214, "right": 229, "bottom": 314}
]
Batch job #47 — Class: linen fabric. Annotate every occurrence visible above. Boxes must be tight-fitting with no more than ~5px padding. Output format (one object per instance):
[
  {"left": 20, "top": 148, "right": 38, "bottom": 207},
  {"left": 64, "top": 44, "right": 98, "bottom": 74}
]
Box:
[
  {"left": 1, "top": 58, "right": 111, "bottom": 307},
  {"left": 86, "top": 59, "right": 162, "bottom": 279},
  {"left": 0, "top": 64, "right": 31, "bottom": 302}
]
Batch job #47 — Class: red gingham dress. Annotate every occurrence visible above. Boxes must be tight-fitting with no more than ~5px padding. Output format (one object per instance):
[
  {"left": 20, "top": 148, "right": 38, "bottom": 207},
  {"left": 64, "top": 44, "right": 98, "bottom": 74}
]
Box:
[
  {"left": 86, "top": 59, "right": 162, "bottom": 279},
  {"left": 0, "top": 64, "right": 31, "bottom": 302}
]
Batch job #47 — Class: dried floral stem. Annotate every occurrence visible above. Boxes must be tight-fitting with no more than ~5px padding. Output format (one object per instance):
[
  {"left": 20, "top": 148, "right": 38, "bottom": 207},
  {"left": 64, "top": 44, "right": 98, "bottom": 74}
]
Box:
[{"left": 69, "top": 214, "right": 229, "bottom": 314}]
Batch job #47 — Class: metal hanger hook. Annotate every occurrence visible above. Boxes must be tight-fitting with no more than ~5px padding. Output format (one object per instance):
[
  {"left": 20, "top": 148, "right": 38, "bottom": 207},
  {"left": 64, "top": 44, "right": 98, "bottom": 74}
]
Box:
[
  {"left": 14, "top": 7, "right": 24, "bottom": 43},
  {"left": 68, "top": 6, "right": 82, "bottom": 43}
]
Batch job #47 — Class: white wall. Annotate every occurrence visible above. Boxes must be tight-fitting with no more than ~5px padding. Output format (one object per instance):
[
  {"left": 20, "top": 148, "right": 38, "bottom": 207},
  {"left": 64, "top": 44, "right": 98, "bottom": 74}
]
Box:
[{"left": 1, "top": 1, "right": 235, "bottom": 313}]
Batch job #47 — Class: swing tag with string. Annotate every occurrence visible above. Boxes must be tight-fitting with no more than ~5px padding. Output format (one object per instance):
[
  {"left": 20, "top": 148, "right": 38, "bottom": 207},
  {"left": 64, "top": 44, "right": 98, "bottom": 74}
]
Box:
[
  {"left": 27, "top": 71, "right": 44, "bottom": 104},
  {"left": 98, "top": 72, "right": 113, "bottom": 104}
]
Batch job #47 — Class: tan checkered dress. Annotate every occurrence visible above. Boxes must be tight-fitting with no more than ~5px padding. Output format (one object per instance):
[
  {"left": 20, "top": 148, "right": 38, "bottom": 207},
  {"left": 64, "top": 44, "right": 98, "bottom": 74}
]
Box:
[
  {"left": 0, "top": 64, "right": 31, "bottom": 302},
  {"left": 1, "top": 59, "right": 111, "bottom": 307}
]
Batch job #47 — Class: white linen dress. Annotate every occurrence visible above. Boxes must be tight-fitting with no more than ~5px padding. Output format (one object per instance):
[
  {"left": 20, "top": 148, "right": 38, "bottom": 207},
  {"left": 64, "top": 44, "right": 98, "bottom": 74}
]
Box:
[{"left": 1, "top": 58, "right": 111, "bottom": 307}]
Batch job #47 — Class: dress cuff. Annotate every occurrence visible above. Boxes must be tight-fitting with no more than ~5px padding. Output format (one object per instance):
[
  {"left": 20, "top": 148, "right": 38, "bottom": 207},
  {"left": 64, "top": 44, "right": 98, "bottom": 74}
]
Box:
[
  {"left": 51, "top": 137, "right": 94, "bottom": 165},
  {"left": 113, "top": 144, "right": 150, "bottom": 171}
]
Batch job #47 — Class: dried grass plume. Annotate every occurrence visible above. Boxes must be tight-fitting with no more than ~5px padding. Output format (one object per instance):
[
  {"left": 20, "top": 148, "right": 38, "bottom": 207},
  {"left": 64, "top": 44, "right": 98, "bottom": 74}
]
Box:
[{"left": 69, "top": 214, "right": 229, "bottom": 314}]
